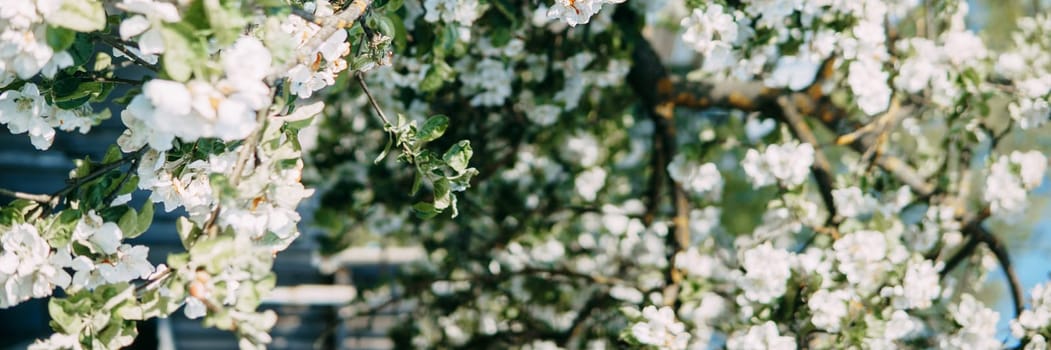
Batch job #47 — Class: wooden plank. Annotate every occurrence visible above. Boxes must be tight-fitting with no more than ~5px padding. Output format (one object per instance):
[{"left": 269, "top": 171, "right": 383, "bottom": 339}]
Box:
[
  {"left": 318, "top": 246, "right": 425, "bottom": 273},
  {"left": 263, "top": 285, "right": 357, "bottom": 306}
]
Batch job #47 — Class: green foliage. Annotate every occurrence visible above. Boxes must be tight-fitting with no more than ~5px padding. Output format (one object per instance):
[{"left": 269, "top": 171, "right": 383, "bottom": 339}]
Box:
[
  {"left": 44, "top": 0, "right": 106, "bottom": 32},
  {"left": 375, "top": 114, "right": 478, "bottom": 219}
]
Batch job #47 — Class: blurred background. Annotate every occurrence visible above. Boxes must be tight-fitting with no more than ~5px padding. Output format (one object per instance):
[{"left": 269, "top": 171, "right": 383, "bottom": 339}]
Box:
[{"left": 1, "top": 0, "right": 1050, "bottom": 349}]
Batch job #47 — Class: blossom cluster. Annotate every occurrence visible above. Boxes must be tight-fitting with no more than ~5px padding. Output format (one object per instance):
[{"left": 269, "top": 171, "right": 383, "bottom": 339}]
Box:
[
  {"left": 311, "top": 1, "right": 1051, "bottom": 349},
  {"left": 0, "top": 0, "right": 373, "bottom": 348}
]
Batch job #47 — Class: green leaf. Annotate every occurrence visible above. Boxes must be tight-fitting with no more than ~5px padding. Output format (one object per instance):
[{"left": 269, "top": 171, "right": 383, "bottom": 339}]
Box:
[
  {"left": 410, "top": 171, "right": 423, "bottom": 195},
  {"left": 369, "top": 14, "right": 396, "bottom": 38},
  {"left": 69, "top": 35, "right": 94, "bottom": 65},
  {"left": 442, "top": 140, "right": 473, "bottom": 173},
  {"left": 118, "top": 207, "right": 138, "bottom": 238},
  {"left": 380, "top": 0, "right": 404, "bottom": 12},
  {"left": 44, "top": 0, "right": 106, "bottom": 32},
  {"left": 176, "top": 217, "right": 196, "bottom": 249},
  {"left": 435, "top": 25, "right": 458, "bottom": 57},
  {"left": 48, "top": 298, "right": 78, "bottom": 333},
  {"left": 412, "top": 202, "right": 440, "bottom": 219},
  {"left": 433, "top": 178, "right": 452, "bottom": 209},
  {"left": 134, "top": 201, "right": 154, "bottom": 238},
  {"left": 375, "top": 132, "right": 394, "bottom": 164},
  {"left": 93, "top": 52, "right": 112, "bottom": 72},
  {"left": 167, "top": 252, "right": 189, "bottom": 270},
  {"left": 203, "top": 0, "right": 246, "bottom": 46},
  {"left": 389, "top": 13, "right": 408, "bottom": 52},
  {"left": 160, "top": 26, "right": 197, "bottom": 81},
  {"left": 117, "top": 303, "right": 145, "bottom": 320},
  {"left": 102, "top": 145, "right": 122, "bottom": 164},
  {"left": 490, "top": 27, "right": 512, "bottom": 47},
  {"left": 46, "top": 26, "right": 77, "bottom": 51},
  {"left": 417, "top": 115, "right": 449, "bottom": 143},
  {"left": 419, "top": 61, "right": 449, "bottom": 92}
]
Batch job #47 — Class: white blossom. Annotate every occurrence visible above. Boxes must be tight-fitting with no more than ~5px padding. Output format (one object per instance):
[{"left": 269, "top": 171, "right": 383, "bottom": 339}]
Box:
[
  {"left": 184, "top": 296, "right": 207, "bottom": 319},
  {"left": 808, "top": 289, "right": 851, "bottom": 332},
  {"left": 547, "top": 0, "right": 625, "bottom": 27},
  {"left": 884, "top": 310, "right": 921, "bottom": 340},
  {"left": 739, "top": 242, "right": 792, "bottom": 304},
  {"left": 610, "top": 285, "right": 643, "bottom": 304},
  {"left": 97, "top": 244, "right": 154, "bottom": 284},
  {"left": 741, "top": 141, "right": 815, "bottom": 188},
  {"left": 832, "top": 186, "right": 877, "bottom": 218},
  {"left": 767, "top": 54, "right": 822, "bottom": 90},
  {"left": 564, "top": 133, "right": 603, "bottom": 167},
  {"left": 940, "top": 294, "right": 1000, "bottom": 349},
  {"left": 726, "top": 321, "right": 794, "bottom": 350},
  {"left": 680, "top": 5, "right": 737, "bottom": 55},
  {"left": 1011, "top": 150, "right": 1047, "bottom": 190},
  {"left": 674, "top": 247, "right": 716, "bottom": 278},
  {"left": 72, "top": 210, "right": 123, "bottom": 255},
  {"left": 1012, "top": 282, "right": 1051, "bottom": 339},
  {"left": 667, "top": 154, "right": 723, "bottom": 198},
  {"left": 575, "top": 167, "right": 607, "bottom": 202},
  {"left": 834, "top": 230, "right": 889, "bottom": 292},
  {"left": 282, "top": 10, "right": 350, "bottom": 98},
  {"left": 116, "top": 0, "right": 182, "bottom": 55},
  {"left": 1009, "top": 98, "right": 1050, "bottom": 130},
  {"left": 901, "top": 258, "right": 941, "bottom": 309},
  {"left": 848, "top": 59, "right": 892, "bottom": 115},
  {"left": 985, "top": 154, "right": 1035, "bottom": 217},
  {"left": 0, "top": 224, "right": 66, "bottom": 308},
  {"left": 630, "top": 305, "right": 689, "bottom": 349},
  {"left": 458, "top": 58, "right": 513, "bottom": 107}
]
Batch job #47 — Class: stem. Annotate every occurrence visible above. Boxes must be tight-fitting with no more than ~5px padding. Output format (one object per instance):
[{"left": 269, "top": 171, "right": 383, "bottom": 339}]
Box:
[
  {"left": 102, "top": 155, "right": 141, "bottom": 206},
  {"left": 356, "top": 72, "right": 392, "bottom": 126},
  {"left": 778, "top": 95, "right": 839, "bottom": 226},
  {"left": 982, "top": 226, "right": 1024, "bottom": 318},
  {"left": 94, "top": 34, "right": 158, "bottom": 70},
  {"left": 0, "top": 188, "right": 52, "bottom": 203},
  {"left": 202, "top": 91, "right": 274, "bottom": 235}
]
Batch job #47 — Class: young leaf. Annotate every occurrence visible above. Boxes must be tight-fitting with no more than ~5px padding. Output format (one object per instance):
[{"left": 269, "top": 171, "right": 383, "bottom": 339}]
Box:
[
  {"left": 417, "top": 115, "right": 449, "bottom": 143},
  {"left": 44, "top": 0, "right": 106, "bottom": 32},
  {"left": 45, "top": 26, "right": 77, "bottom": 51},
  {"left": 412, "top": 202, "right": 440, "bottom": 219},
  {"left": 118, "top": 207, "right": 138, "bottom": 238},
  {"left": 160, "top": 27, "right": 197, "bottom": 81},
  {"left": 442, "top": 140, "right": 473, "bottom": 173}
]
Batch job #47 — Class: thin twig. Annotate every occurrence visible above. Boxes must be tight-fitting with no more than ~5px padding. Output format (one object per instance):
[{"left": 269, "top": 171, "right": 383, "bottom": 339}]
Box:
[
  {"left": 973, "top": 225, "right": 1024, "bottom": 317},
  {"left": 0, "top": 188, "right": 52, "bottom": 203},
  {"left": 355, "top": 72, "right": 392, "bottom": 126},
  {"left": 202, "top": 91, "right": 274, "bottom": 235},
  {"left": 950, "top": 221, "right": 1021, "bottom": 317},
  {"left": 94, "top": 34, "right": 159, "bottom": 70},
  {"left": 45, "top": 149, "right": 146, "bottom": 212},
  {"left": 102, "top": 155, "right": 142, "bottom": 206},
  {"left": 556, "top": 293, "right": 605, "bottom": 347},
  {"left": 939, "top": 235, "right": 981, "bottom": 279},
  {"left": 620, "top": 8, "right": 691, "bottom": 307},
  {"left": 778, "top": 95, "right": 839, "bottom": 226}
]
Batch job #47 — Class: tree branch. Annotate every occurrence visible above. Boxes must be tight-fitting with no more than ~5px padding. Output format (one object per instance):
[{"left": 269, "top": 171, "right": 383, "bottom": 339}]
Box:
[
  {"left": 555, "top": 293, "right": 606, "bottom": 347},
  {"left": 777, "top": 95, "right": 839, "bottom": 225},
  {"left": 202, "top": 90, "right": 274, "bottom": 235},
  {"left": 941, "top": 214, "right": 1024, "bottom": 318},
  {"left": 93, "top": 34, "right": 159, "bottom": 71},
  {"left": 975, "top": 224, "right": 1024, "bottom": 317},
  {"left": 356, "top": 72, "right": 392, "bottom": 126},
  {"left": 0, "top": 188, "right": 53, "bottom": 203},
  {"left": 623, "top": 10, "right": 690, "bottom": 307},
  {"left": 271, "top": 0, "right": 373, "bottom": 79}
]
